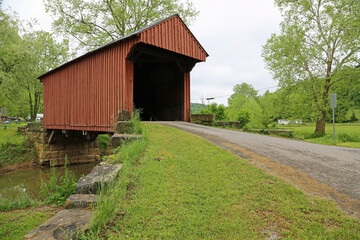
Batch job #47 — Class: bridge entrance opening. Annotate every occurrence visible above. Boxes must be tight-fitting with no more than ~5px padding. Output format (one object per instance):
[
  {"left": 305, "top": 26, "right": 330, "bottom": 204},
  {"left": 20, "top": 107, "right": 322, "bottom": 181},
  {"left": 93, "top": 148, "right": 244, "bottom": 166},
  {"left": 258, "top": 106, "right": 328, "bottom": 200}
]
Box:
[{"left": 130, "top": 44, "right": 191, "bottom": 121}]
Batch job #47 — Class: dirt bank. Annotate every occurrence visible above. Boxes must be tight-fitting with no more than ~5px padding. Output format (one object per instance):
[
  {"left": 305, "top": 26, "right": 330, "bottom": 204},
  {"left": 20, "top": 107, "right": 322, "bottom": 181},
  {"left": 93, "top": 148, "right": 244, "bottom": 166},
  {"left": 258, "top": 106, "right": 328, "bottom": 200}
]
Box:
[{"left": 0, "top": 160, "right": 38, "bottom": 175}]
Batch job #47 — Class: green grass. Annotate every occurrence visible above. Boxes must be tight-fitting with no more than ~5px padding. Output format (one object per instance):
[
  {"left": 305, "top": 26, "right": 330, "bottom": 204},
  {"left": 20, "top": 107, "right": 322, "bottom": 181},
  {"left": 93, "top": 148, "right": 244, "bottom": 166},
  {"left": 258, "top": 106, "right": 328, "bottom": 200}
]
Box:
[
  {"left": 90, "top": 135, "right": 148, "bottom": 233},
  {"left": 0, "top": 190, "right": 40, "bottom": 211},
  {"left": 0, "top": 123, "right": 36, "bottom": 168},
  {"left": 280, "top": 123, "right": 360, "bottom": 147},
  {"left": 97, "top": 134, "right": 111, "bottom": 155},
  {"left": 0, "top": 122, "right": 27, "bottom": 145},
  {"left": 89, "top": 123, "right": 360, "bottom": 239},
  {"left": 0, "top": 206, "right": 58, "bottom": 240}
]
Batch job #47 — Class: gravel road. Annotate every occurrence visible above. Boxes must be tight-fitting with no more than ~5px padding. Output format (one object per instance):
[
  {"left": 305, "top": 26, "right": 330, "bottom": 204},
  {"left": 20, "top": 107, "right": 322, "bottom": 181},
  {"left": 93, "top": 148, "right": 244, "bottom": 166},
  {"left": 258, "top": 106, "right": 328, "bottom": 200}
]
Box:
[{"left": 158, "top": 121, "right": 360, "bottom": 215}]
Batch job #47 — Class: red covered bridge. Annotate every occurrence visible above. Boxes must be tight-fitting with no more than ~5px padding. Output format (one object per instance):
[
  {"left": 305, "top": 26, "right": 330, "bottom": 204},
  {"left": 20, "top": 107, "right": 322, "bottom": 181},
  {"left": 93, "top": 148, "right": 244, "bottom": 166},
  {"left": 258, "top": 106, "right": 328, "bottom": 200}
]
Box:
[{"left": 39, "top": 14, "right": 208, "bottom": 133}]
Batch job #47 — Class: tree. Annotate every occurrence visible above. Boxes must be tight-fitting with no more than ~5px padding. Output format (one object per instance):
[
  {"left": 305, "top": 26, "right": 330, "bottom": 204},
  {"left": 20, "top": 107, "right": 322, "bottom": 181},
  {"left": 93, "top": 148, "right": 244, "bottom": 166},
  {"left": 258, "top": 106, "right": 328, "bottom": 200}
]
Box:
[
  {"left": 14, "top": 31, "right": 71, "bottom": 121},
  {"left": 0, "top": 10, "right": 71, "bottom": 120},
  {"left": 228, "top": 83, "right": 257, "bottom": 104},
  {"left": 0, "top": 10, "right": 23, "bottom": 87},
  {"left": 236, "top": 109, "right": 251, "bottom": 128},
  {"left": 199, "top": 103, "right": 227, "bottom": 121},
  {"left": 263, "top": 0, "right": 360, "bottom": 134},
  {"left": 44, "top": 0, "right": 199, "bottom": 50},
  {"left": 326, "top": 73, "right": 360, "bottom": 122}
]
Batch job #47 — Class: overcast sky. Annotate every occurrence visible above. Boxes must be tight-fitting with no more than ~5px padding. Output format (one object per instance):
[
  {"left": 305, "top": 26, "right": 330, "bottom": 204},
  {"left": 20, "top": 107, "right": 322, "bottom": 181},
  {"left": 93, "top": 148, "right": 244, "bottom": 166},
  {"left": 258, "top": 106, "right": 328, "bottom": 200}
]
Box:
[{"left": 3, "top": 0, "right": 282, "bottom": 106}]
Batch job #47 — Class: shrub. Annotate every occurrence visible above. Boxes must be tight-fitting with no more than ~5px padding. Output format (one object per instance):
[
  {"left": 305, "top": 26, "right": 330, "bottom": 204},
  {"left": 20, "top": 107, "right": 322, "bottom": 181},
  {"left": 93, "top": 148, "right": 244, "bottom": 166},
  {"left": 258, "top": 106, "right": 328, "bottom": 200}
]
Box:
[
  {"left": 97, "top": 134, "right": 111, "bottom": 155},
  {"left": 0, "top": 140, "right": 36, "bottom": 168},
  {"left": 236, "top": 109, "right": 251, "bottom": 128},
  {"left": 260, "top": 129, "right": 270, "bottom": 135},
  {"left": 39, "top": 156, "right": 77, "bottom": 205}
]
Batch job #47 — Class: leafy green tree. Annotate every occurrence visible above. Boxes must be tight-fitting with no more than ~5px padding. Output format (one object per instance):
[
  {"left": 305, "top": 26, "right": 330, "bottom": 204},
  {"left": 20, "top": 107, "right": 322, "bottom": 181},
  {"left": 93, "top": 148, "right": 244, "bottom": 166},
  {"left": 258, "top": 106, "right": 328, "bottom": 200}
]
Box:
[
  {"left": 44, "top": 0, "right": 199, "bottom": 50},
  {"left": 0, "top": 10, "right": 71, "bottom": 120},
  {"left": 227, "top": 94, "right": 247, "bottom": 120},
  {"left": 0, "top": 10, "right": 22, "bottom": 87},
  {"left": 258, "top": 90, "right": 282, "bottom": 123},
  {"left": 14, "top": 31, "right": 71, "bottom": 121},
  {"left": 236, "top": 109, "right": 250, "bottom": 128},
  {"left": 199, "top": 103, "right": 227, "bottom": 121},
  {"left": 228, "top": 83, "right": 257, "bottom": 104},
  {"left": 263, "top": 0, "right": 360, "bottom": 134},
  {"left": 227, "top": 83, "right": 268, "bottom": 128},
  {"left": 327, "top": 73, "right": 360, "bottom": 122},
  {"left": 0, "top": 9, "right": 26, "bottom": 117}
]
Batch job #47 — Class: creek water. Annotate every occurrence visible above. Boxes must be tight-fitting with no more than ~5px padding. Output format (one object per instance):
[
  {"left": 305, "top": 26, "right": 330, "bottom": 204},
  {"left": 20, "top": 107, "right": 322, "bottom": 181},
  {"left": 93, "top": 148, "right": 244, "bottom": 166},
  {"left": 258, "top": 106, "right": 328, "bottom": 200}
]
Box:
[{"left": 0, "top": 163, "right": 97, "bottom": 201}]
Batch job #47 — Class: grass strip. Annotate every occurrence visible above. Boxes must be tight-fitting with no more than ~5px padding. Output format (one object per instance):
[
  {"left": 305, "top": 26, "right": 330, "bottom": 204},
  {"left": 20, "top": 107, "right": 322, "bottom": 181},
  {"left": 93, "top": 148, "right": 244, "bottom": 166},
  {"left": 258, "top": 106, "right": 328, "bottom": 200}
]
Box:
[
  {"left": 91, "top": 123, "right": 360, "bottom": 239},
  {"left": 0, "top": 205, "right": 58, "bottom": 240},
  {"left": 90, "top": 131, "right": 149, "bottom": 234}
]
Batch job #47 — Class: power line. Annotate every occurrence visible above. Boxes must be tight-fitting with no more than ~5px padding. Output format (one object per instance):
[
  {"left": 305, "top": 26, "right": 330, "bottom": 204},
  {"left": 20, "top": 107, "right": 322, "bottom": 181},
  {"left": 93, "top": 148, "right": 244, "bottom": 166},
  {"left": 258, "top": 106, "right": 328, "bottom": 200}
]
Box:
[{"left": 191, "top": 85, "right": 279, "bottom": 101}]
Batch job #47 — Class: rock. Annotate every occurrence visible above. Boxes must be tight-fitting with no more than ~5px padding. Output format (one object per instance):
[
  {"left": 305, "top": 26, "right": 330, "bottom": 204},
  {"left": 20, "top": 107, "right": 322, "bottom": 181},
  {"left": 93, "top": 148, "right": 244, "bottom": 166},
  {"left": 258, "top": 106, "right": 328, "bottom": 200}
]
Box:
[
  {"left": 23, "top": 209, "right": 93, "bottom": 240},
  {"left": 64, "top": 194, "right": 97, "bottom": 209},
  {"left": 110, "top": 134, "right": 143, "bottom": 148},
  {"left": 76, "top": 163, "right": 122, "bottom": 194},
  {"left": 26, "top": 123, "right": 45, "bottom": 132},
  {"left": 115, "top": 121, "right": 134, "bottom": 134},
  {"left": 117, "top": 110, "right": 131, "bottom": 121}
]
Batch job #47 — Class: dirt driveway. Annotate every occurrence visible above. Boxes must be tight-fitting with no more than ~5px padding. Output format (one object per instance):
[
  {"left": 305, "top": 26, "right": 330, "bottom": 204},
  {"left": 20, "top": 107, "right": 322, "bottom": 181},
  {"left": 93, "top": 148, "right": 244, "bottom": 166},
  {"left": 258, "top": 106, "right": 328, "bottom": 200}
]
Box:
[{"left": 158, "top": 122, "right": 360, "bottom": 217}]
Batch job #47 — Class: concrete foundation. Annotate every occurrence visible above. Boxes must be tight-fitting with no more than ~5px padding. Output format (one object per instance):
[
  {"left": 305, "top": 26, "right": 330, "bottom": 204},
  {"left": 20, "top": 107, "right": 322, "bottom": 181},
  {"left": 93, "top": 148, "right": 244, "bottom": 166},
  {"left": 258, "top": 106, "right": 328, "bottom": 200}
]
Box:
[
  {"left": 190, "top": 114, "right": 215, "bottom": 122},
  {"left": 25, "top": 123, "right": 100, "bottom": 166}
]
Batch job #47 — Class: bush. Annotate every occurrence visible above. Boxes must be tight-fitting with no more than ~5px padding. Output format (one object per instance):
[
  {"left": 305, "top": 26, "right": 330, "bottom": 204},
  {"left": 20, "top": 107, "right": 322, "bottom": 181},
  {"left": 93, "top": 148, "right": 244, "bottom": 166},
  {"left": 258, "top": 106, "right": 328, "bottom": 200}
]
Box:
[
  {"left": 97, "top": 134, "right": 111, "bottom": 155},
  {"left": 39, "top": 156, "right": 77, "bottom": 205},
  {"left": 0, "top": 140, "right": 36, "bottom": 168},
  {"left": 260, "top": 129, "right": 270, "bottom": 135},
  {"left": 278, "top": 131, "right": 294, "bottom": 138},
  {"left": 236, "top": 109, "right": 251, "bottom": 128}
]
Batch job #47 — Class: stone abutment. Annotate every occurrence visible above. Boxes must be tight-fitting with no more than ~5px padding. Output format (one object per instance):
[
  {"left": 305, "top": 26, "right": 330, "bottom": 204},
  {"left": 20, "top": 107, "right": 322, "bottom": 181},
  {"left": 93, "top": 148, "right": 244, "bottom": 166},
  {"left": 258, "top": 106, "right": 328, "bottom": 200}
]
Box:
[{"left": 25, "top": 123, "right": 100, "bottom": 166}]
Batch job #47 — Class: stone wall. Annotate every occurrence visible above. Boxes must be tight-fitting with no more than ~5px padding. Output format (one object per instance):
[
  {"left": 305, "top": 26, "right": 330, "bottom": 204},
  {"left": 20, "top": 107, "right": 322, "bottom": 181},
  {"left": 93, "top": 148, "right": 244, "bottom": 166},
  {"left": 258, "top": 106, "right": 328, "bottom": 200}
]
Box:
[
  {"left": 190, "top": 114, "right": 215, "bottom": 122},
  {"left": 25, "top": 123, "right": 100, "bottom": 166},
  {"left": 216, "top": 121, "right": 241, "bottom": 129}
]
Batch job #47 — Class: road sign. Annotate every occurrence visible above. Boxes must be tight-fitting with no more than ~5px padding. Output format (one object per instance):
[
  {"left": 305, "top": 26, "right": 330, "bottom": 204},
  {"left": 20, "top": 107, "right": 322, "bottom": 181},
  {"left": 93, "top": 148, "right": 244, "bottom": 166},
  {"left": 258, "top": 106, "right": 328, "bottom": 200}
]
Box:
[
  {"left": 330, "top": 93, "right": 337, "bottom": 144},
  {"left": 330, "top": 93, "right": 337, "bottom": 109}
]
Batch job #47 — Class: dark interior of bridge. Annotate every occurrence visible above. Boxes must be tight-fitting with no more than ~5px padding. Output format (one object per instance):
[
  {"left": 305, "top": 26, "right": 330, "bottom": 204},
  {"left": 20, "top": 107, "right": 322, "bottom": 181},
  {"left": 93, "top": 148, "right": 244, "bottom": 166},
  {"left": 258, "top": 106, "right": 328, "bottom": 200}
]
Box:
[{"left": 129, "top": 44, "right": 197, "bottom": 121}]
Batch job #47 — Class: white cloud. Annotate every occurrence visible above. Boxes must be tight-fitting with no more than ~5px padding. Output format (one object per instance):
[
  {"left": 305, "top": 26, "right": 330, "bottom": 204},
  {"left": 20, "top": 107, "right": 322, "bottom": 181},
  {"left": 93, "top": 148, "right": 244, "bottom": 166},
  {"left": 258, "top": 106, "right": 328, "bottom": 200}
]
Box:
[{"left": 3, "top": 0, "right": 52, "bottom": 31}]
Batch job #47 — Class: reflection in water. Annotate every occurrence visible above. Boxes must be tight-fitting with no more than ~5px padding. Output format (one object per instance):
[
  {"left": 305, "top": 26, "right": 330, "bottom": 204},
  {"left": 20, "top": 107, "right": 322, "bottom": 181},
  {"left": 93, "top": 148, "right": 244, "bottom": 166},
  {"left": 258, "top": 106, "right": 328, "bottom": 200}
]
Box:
[{"left": 0, "top": 163, "right": 97, "bottom": 200}]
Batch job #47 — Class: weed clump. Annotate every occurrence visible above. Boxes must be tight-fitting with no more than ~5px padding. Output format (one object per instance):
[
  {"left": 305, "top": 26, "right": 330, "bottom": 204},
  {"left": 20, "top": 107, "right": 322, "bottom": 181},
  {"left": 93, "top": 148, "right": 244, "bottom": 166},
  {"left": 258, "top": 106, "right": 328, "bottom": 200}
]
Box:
[
  {"left": 0, "top": 190, "right": 39, "bottom": 211},
  {"left": 39, "top": 156, "right": 77, "bottom": 205},
  {"left": 0, "top": 140, "right": 36, "bottom": 168},
  {"left": 97, "top": 134, "right": 111, "bottom": 155},
  {"left": 128, "top": 108, "right": 143, "bottom": 134}
]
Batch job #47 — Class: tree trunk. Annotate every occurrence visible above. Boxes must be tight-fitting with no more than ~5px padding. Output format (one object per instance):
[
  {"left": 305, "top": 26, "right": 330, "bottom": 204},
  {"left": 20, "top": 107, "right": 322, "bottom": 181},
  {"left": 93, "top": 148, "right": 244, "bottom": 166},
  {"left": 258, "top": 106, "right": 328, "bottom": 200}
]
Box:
[{"left": 315, "top": 109, "right": 326, "bottom": 134}]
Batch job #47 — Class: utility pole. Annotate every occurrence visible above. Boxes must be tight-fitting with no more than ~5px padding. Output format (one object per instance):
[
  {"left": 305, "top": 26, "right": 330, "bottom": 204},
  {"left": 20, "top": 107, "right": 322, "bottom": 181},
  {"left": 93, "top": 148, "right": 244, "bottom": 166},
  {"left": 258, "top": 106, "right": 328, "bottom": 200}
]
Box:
[{"left": 206, "top": 97, "right": 214, "bottom": 108}]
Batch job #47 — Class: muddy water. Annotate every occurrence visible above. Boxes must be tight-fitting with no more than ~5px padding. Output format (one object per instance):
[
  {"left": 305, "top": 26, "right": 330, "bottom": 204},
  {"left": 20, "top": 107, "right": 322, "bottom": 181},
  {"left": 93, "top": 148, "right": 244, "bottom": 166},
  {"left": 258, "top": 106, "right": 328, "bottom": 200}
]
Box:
[{"left": 0, "top": 163, "right": 97, "bottom": 200}]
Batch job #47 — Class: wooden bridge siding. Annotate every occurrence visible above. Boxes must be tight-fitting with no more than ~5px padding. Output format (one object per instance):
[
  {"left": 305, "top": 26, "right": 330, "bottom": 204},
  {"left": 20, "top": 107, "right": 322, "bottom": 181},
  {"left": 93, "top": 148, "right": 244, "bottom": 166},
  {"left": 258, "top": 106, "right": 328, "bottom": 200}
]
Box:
[
  {"left": 42, "top": 39, "right": 137, "bottom": 132},
  {"left": 140, "top": 16, "right": 207, "bottom": 62},
  {"left": 184, "top": 72, "right": 191, "bottom": 122}
]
